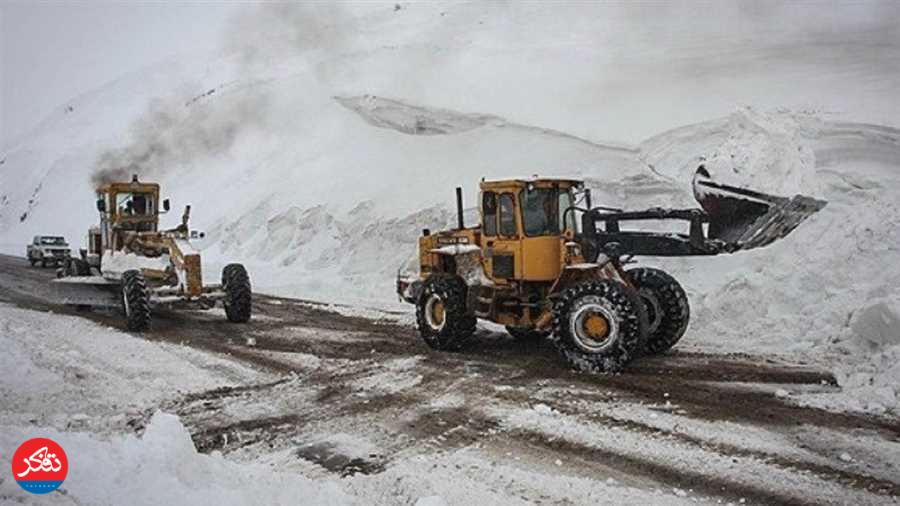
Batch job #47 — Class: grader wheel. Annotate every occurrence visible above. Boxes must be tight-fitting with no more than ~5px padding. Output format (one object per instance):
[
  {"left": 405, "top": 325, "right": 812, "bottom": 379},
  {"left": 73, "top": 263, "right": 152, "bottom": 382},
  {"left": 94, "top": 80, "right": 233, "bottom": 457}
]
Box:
[
  {"left": 122, "top": 269, "right": 151, "bottom": 332},
  {"left": 223, "top": 263, "right": 252, "bottom": 323}
]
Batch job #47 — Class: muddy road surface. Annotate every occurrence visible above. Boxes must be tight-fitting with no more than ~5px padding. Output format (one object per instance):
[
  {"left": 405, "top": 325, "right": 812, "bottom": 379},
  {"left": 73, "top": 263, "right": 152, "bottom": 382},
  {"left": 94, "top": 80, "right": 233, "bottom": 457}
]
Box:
[{"left": 1, "top": 254, "right": 898, "bottom": 505}]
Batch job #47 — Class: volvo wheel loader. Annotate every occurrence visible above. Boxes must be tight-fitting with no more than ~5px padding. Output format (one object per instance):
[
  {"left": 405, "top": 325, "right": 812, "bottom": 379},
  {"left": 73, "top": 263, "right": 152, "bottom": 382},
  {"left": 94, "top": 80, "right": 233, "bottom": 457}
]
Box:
[
  {"left": 397, "top": 166, "right": 826, "bottom": 373},
  {"left": 54, "top": 175, "right": 251, "bottom": 331}
]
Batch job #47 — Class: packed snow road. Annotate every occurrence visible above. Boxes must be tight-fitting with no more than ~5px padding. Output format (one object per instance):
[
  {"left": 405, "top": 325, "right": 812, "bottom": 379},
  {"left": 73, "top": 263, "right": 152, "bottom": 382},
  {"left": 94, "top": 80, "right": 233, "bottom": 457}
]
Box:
[{"left": 1, "top": 253, "right": 898, "bottom": 505}]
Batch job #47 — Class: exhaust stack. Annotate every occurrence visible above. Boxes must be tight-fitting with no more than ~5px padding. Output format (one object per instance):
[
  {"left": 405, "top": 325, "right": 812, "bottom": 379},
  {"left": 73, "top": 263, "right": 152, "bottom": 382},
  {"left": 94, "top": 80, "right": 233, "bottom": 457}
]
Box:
[{"left": 456, "top": 187, "right": 464, "bottom": 229}]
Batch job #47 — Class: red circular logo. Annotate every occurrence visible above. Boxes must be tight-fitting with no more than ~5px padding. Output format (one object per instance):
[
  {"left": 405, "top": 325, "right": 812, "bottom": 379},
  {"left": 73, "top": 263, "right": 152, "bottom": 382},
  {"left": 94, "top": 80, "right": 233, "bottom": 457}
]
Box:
[{"left": 11, "top": 438, "right": 68, "bottom": 494}]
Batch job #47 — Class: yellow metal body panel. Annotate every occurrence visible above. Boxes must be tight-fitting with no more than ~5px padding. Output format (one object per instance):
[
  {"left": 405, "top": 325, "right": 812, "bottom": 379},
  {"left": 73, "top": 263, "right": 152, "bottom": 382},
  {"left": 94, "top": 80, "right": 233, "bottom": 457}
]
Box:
[{"left": 520, "top": 236, "right": 562, "bottom": 281}]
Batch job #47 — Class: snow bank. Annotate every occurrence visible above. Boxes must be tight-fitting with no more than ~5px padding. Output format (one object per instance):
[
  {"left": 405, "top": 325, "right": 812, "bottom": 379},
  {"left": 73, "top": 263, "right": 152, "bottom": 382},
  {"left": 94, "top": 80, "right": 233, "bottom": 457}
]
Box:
[
  {"left": 0, "top": 412, "right": 353, "bottom": 506},
  {"left": 639, "top": 110, "right": 900, "bottom": 415},
  {"left": 0, "top": 303, "right": 269, "bottom": 429}
]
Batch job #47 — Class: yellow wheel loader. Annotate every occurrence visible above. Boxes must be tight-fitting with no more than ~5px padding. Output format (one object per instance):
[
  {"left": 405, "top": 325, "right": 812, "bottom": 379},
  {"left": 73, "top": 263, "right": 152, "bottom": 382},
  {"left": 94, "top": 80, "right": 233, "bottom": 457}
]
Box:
[
  {"left": 54, "top": 175, "right": 251, "bottom": 331},
  {"left": 397, "top": 166, "right": 826, "bottom": 373}
]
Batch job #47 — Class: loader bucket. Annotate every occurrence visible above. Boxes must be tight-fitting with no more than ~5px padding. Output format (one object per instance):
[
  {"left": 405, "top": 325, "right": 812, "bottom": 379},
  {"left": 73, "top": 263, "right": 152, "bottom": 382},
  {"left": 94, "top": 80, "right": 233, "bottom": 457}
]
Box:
[{"left": 692, "top": 166, "right": 826, "bottom": 252}]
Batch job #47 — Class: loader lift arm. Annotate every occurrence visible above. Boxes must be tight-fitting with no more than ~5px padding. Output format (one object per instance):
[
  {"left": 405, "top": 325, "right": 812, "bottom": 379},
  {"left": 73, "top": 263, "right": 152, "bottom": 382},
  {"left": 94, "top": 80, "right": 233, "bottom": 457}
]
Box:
[{"left": 573, "top": 166, "right": 827, "bottom": 260}]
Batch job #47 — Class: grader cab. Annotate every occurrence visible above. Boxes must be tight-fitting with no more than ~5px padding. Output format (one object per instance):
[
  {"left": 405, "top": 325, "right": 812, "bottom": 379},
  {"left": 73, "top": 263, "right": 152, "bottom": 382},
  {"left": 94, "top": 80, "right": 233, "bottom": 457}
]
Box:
[
  {"left": 398, "top": 167, "right": 826, "bottom": 373},
  {"left": 55, "top": 175, "right": 252, "bottom": 331}
]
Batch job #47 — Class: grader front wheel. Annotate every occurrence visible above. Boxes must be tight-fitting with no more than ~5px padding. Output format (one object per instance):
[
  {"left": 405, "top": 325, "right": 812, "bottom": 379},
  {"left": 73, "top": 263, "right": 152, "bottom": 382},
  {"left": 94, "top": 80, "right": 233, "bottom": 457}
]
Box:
[
  {"left": 223, "top": 263, "right": 252, "bottom": 323},
  {"left": 551, "top": 280, "right": 647, "bottom": 373},
  {"left": 122, "top": 269, "right": 151, "bottom": 332}
]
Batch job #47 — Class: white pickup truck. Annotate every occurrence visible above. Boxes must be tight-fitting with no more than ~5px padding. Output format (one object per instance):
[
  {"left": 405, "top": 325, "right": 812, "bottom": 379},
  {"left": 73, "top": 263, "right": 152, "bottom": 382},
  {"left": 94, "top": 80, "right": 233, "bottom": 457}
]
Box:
[{"left": 26, "top": 235, "right": 71, "bottom": 267}]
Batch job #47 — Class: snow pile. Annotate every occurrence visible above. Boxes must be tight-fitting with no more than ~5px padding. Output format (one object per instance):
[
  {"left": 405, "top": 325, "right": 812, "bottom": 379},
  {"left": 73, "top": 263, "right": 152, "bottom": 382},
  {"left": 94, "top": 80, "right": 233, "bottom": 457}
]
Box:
[
  {"left": 0, "top": 412, "right": 353, "bottom": 506},
  {"left": 638, "top": 110, "right": 900, "bottom": 415},
  {"left": 0, "top": 303, "right": 269, "bottom": 429},
  {"left": 833, "top": 298, "right": 900, "bottom": 414}
]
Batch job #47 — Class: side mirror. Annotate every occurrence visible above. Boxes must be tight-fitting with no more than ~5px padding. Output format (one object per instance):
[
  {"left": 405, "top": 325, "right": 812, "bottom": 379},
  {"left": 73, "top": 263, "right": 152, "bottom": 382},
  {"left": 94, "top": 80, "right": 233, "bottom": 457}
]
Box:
[
  {"left": 96, "top": 199, "right": 106, "bottom": 212},
  {"left": 163, "top": 199, "right": 170, "bottom": 212}
]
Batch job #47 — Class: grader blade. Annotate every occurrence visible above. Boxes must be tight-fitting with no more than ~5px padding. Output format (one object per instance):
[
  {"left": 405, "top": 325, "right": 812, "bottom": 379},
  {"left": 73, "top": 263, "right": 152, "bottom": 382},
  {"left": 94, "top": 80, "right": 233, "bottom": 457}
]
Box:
[
  {"left": 51, "top": 276, "right": 121, "bottom": 307},
  {"left": 692, "top": 166, "right": 827, "bottom": 252}
]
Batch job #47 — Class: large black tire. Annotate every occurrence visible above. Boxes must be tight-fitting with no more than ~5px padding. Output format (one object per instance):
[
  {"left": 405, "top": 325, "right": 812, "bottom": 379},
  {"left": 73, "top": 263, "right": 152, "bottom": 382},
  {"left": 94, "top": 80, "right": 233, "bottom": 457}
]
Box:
[
  {"left": 505, "top": 326, "right": 550, "bottom": 342},
  {"left": 222, "top": 263, "right": 252, "bottom": 323},
  {"left": 28, "top": 257, "right": 37, "bottom": 267},
  {"left": 122, "top": 269, "right": 151, "bottom": 331},
  {"left": 551, "top": 279, "right": 647, "bottom": 373},
  {"left": 627, "top": 267, "right": 690, "bottom": 355},
  {"left": 416, "top": 274, "right": 476, "bottom": 351}
]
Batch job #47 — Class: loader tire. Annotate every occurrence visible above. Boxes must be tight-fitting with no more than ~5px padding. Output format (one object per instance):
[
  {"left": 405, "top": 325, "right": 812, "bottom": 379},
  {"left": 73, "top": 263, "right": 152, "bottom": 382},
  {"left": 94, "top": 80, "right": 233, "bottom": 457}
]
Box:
[
  {"left": 505, "top": 326, "right": 549, "bottom": 342},
  {"left": 416, "top": 274, "right": 475, "bottom": 351},
  {"left": 627, "top": 267, "right": 690, "bottom": 355},
  {"left": 28, "top": 257, "right": 37, "bottom": 267},
  {"left": 122, "top": 269, "right": 151, "bottom": 332},
  {"left": 551, "top": 280, "right": 647, "bottom": 373},
  {"left": 223, "top": 263, "right": 252, "bottom": 323}
]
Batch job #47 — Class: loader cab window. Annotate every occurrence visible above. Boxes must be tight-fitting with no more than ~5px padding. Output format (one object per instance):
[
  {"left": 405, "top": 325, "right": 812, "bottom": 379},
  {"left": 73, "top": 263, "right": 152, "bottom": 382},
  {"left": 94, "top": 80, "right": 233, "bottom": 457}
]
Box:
[
  {"left": 521, "top": 187, "right": 557, "bottom": 236},
  {"left": 116, "top": 193, "right": 154, "bottom": 216},
  {"left": 499, "top": 193, "right": 517, "bottom": 236},
  {"left": 482, "top": 191, "right": 498, "bottom": 236},
  {"left": 520, "top": 186, "right": 578, "bottom": 236},
  {"left": 559, "top": 188, "right": 578, "bottom": 233}
]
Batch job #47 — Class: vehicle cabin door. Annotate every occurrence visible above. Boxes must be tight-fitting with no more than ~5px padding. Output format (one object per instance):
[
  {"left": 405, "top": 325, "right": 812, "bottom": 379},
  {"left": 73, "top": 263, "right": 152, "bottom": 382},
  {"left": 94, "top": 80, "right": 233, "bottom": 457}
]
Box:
[{"left": 481, "top": 191, "right": 522, "bottom": 284}]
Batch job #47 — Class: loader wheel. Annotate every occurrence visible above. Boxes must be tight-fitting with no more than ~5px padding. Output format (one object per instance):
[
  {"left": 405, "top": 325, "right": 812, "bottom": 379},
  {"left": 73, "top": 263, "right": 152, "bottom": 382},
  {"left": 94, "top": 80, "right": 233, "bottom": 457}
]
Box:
[
  {"left": 122, "top": 269, "right": 151, "bottom": 332},
  {"left": 28, "top": 258, "right": 37, "bottom": 267},
  {"left": 416, "top": 274, "right": 475, "bottom": 351},
  {"left": 551, "top": 280, "right": 647, "bottom": 373},
  {"left": 223, "top": 263, "right": 252, "bottom": 323},
  {"left": 627, "top": 267, "right": 690, "bottom": 355},
  {"left": 505, "top": 326, "right": 550, "bottom": 342}
]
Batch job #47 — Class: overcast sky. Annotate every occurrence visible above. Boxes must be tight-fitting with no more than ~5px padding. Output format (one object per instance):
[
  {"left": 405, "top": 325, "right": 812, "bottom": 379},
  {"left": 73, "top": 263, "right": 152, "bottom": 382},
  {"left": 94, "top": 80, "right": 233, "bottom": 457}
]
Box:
[
  {"left": 0, "top": 1, "right": 238, "bottom": 146},
  {"left": 2, "top": 1, "right": 898, "bottom": 148}
]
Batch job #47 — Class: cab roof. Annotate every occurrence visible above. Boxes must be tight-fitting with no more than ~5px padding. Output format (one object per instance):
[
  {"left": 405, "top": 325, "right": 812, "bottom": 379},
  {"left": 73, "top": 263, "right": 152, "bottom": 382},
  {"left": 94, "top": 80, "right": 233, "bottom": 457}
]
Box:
[
  {"left": 479, "top": 177, "right": 583, "bottom": 191},
  {"left": 96, "top": 180, "right": 159, "bottom": 193}
]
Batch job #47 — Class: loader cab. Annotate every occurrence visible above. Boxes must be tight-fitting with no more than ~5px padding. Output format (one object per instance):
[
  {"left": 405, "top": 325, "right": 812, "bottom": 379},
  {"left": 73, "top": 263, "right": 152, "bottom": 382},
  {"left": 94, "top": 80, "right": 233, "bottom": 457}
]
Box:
[
  {"left": 95, "top": 176, "right": 162, "bottom": 251},
  {"left": 479, "top": 178, "right": 582, "bottom": 283}
]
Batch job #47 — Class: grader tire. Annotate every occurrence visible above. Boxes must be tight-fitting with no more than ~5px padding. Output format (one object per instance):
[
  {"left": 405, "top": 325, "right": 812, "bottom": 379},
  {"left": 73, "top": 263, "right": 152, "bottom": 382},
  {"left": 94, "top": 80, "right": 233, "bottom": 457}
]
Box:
[
  {"left": 627, "top": 267, "right": 690, "bottom": 355},
  {"left": 223, "top": 263, "right": 252, "bottom": 323},
  {"left": 416, "top": 274, "right": 475, "bottom": 351},
  {"left": 551, "top": 280, "right": 647, "bottom": 373},
  {"left": 122, "top": 269, "right": 151, "bottom": 332}
]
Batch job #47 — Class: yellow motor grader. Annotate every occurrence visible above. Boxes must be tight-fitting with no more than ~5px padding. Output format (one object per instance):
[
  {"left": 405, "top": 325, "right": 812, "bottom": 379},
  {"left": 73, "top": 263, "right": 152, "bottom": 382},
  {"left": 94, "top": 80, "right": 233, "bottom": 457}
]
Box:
[
  {"left": 55, "top": 175, "right": 251, "bottom": 331},
  {"left": 397, "top": 166, "right": 826, "bottom": 373}
]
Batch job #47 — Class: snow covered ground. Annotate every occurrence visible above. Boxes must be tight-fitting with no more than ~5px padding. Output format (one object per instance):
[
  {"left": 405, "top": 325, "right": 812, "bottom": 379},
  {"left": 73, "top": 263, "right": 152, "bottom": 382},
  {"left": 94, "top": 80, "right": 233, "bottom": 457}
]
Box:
[
  {"left": 0, "top": 303, "right": 708, "bottom": 505},
  {"left": 1, "top": 2, "right": 899, "bottom": 503}
]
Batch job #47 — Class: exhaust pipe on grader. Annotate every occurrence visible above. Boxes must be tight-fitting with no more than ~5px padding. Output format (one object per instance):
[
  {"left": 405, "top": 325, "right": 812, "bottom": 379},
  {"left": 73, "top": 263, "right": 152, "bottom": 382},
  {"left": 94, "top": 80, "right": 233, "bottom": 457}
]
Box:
[
  {"left": 397, "top": 166, "right": 826, "bottom": 373},
  {"left": 55, "top": 174, "right": 252, "bottom": 331}
]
